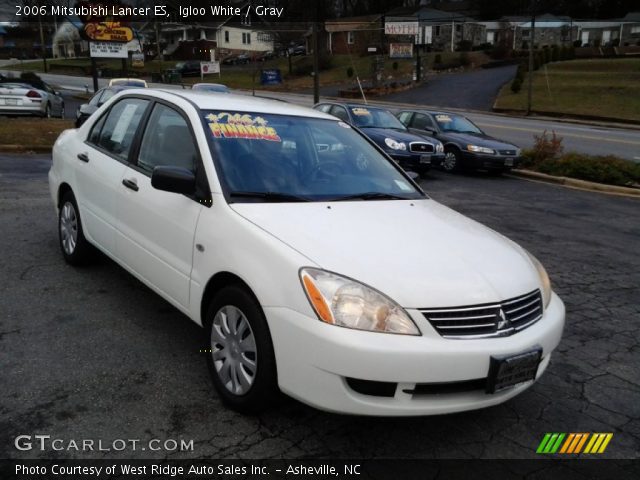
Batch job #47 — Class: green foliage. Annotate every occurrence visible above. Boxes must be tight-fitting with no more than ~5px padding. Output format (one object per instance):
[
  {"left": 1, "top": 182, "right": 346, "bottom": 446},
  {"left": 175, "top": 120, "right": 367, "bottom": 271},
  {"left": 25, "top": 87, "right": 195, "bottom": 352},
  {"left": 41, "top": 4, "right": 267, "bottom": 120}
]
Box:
[
  {"left": 537, "top": 154, "right": 640, "bottom": 187},
  {"left": 346, "top": 66, "right": 354, "bottom": 78},
  {"left": 392, "top": 61, "right": 398, "bottom": 71},
  {"left": 434, "top": 54, "right": 442, "bottom": 64},
  {"left": 459, "top": 52, "right": 471, "bottom": 66},
  {"left": 521, "top": 130, "right": 640, "bottom": 187},
  {"left": 457, "top": 40, "right": 473, "bottom": 52}
]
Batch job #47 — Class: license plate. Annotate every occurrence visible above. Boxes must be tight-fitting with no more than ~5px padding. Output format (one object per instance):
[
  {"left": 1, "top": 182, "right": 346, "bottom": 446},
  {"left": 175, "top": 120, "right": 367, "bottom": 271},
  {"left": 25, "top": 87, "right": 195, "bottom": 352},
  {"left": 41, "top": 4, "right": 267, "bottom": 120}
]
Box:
[
  {"left": 504, "top": 158, "right": 514, "bottom": 167},
  {"left": 486, "top": 348, "right": 541, "bottom": 393},
  {"left": 420, "top": 155, "right": 431, "bottom": 165},
  {"left": 6, "top": 98, "right": 18, "bottom": 105}
]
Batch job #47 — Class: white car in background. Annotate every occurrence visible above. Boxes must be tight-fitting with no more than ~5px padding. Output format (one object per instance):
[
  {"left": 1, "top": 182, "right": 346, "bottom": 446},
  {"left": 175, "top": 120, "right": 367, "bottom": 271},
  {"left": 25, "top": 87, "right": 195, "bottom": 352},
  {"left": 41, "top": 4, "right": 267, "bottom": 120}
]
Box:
[
  {"left": 108, "top": 78, "right": 148, "bottom": 88},
  {"left": 0, "top": 82, "right": 64, "bottom": 118},
  {"left": 48, "top": 89, "right": 565, "bottom": 416}
]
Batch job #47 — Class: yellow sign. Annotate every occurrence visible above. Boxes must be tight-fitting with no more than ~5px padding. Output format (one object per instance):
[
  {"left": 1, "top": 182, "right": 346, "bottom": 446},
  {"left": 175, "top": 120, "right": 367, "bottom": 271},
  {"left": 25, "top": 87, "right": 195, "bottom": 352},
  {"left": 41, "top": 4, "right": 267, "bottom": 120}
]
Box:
[
  {"left": 206, "top": 113, "right": 281, "bottom": 142},
  {"left": 84, "top": 22, "right": 133, "bottom": 43}
]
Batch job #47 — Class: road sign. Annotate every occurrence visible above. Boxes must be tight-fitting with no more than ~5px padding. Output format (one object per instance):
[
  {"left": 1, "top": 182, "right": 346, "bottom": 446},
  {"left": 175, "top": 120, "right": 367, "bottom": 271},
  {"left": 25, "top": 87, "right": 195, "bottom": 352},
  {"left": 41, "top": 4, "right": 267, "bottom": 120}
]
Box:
[
  {"left": 90, "top": 41, "right": 128, "bottom": 58},
  {"left": 201, "top": 62, "right": 220, "bottom": 75}
]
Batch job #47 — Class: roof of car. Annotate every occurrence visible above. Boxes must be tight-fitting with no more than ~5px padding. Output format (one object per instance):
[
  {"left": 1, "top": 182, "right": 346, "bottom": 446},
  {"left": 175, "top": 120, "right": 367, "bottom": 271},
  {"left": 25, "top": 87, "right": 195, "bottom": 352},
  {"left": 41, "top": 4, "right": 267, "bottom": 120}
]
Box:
[
  {"left": 317, "top": 101, "right": 389, "bottom": 111},
  {"left": 137, "top": 89, "right": 337, "bottom": 120}
]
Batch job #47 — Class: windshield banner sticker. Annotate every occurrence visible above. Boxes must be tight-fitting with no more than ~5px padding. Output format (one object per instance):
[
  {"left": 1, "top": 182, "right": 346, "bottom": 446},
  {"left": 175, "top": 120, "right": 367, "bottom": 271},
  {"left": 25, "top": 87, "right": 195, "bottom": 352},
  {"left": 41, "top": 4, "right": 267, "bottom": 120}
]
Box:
[
  {"left": 351, "top": 108, "right": 371, "bottom": 116},
  {"left": 206, "top": 113, "right": 281, "bottom": 141},
  {"left": 435, "top": 114, "right": 452, "bottom": 122}
]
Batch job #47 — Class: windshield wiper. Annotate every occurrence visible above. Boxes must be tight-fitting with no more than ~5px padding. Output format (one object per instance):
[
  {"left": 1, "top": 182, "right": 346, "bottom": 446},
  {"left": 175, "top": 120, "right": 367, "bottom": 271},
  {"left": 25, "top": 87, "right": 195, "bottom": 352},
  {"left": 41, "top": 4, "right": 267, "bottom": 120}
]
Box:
[
  {"left": 329, "top": 192, "right": 411, "bottom": 201},
  {"left": 229, "top": 191, "right": 311, "bottom": 202}
]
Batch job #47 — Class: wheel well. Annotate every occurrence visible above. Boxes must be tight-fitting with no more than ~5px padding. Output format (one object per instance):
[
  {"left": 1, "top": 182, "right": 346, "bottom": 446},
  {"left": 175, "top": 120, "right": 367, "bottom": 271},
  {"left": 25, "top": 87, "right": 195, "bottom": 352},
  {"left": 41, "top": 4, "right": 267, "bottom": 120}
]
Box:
[
  {"left": 200, "top": 272, "right": 255, "bottom": 326},
  {"left": 57, "top": 183, "right": 72, "bottom": 209}
]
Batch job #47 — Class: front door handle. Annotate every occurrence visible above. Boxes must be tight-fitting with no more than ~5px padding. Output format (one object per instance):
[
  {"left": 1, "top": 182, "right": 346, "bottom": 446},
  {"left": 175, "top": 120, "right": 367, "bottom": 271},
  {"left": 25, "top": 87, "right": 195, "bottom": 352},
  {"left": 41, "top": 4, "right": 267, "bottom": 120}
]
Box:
[
  {"left": 122, "top": 178, "right": 139, "bottom": 192},
  {"left": 77, "top": 152, "right": 89, "bottom": 163}
]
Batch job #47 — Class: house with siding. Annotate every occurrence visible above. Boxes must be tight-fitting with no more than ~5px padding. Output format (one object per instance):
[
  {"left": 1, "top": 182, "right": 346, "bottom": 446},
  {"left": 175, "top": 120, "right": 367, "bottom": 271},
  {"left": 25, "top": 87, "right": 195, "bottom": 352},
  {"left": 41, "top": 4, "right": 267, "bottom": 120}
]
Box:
[{"left": 324, "top": 15, "right": 383, "bottom": 55}]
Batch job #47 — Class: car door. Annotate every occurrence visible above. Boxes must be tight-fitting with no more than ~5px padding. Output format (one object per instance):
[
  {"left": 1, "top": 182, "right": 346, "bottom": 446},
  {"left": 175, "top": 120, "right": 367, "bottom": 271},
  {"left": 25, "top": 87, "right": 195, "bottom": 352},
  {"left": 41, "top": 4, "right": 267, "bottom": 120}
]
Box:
[
  {"left": 115, "top": 101, "right": 206, "bottom": 311},
  {"left": 76, "top": 97, "right": 150, "bottom": 255}
]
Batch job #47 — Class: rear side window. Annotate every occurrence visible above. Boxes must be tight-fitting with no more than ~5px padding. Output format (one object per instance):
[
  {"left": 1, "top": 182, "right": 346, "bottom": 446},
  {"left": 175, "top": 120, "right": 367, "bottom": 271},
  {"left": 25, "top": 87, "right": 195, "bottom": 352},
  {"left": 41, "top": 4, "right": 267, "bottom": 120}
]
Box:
[
  {"left": 397, "top": 111, "right": 412, "bottom": 125},
  {"left": 95, "top": 98, "right": 149, "bottom": 160},
  {"left": 329, "top": 105, "right": 349, "bottom": 123},
  {"left": 137, "top": 103, "right": 198, "bottom": 174},
  {"left": 314, "top": 104, "right": 332, "bottom": 113},
  {"left": 411, "top": 113, "right": 435, "bottom": 130}
]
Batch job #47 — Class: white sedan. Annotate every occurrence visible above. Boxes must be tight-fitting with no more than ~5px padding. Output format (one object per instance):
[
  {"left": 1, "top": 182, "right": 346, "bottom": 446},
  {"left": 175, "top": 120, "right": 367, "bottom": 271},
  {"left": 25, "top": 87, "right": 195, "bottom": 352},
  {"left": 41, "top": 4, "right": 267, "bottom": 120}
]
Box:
[{"left": 48, "top": 89, "right": 565, "bottom": 416}]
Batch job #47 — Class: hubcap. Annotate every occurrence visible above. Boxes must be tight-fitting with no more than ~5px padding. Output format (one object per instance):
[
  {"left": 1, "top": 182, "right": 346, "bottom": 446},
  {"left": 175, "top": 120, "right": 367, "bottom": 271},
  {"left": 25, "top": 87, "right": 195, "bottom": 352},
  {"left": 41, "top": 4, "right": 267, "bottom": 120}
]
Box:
[
  {"left": 443, "top": 152, "right": 457, "bottom": 171},
  {"left": 211, "top": 305, "right": 257, "bottom": 395},
  {"left": 60, "top": 202, "right": 78, "bottom": 255}
]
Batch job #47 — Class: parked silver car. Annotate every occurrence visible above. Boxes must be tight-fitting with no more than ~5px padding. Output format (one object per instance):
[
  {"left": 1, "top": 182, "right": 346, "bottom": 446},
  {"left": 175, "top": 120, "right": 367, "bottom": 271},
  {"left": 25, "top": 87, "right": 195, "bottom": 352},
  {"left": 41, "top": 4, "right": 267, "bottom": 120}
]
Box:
[{"left": 0, "top": 82, "right": 65, "bottom": 118}]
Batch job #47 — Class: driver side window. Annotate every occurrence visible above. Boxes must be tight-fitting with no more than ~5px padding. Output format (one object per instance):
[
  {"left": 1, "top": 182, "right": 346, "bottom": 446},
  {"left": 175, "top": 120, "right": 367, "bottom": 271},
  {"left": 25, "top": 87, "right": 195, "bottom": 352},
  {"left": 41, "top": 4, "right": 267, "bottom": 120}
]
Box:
[
  {"left": 411, "top": 113, "right": 435, "bottom": 130},
  {"left": 136, "top": 103, "right": 198, "bottom": 174}
]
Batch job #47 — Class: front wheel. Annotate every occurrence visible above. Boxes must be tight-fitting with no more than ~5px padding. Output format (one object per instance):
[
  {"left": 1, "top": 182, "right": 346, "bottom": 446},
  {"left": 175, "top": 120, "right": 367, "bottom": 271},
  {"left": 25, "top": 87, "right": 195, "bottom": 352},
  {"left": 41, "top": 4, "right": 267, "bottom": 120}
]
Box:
[
  {"left": 204, "top": 285, "right": 279, "bottom": 413},
  {"left": 442, "top": 148, "right": 462, "bottom": 173}
]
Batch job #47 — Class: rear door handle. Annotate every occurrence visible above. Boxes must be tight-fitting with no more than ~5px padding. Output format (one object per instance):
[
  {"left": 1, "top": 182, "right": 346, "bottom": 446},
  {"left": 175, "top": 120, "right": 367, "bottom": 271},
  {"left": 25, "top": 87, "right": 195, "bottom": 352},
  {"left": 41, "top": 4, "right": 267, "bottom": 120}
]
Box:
[
  {"left": 77, "top": 152, "right": 89, "bottom": 163},
  {"left": 122, "top": 178, "right": 139, "bottom": 192}
]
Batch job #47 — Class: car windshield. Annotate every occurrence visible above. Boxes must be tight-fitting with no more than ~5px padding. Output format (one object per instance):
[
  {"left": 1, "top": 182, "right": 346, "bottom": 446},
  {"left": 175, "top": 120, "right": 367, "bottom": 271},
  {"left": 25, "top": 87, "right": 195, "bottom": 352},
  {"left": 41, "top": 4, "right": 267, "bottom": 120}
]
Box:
[
  {"left": 204, "top": 111, "right": 424, "bottom": 203},
  {"left": 433, "top": 114, "right": 482, "bottom": 134},
  {"left": 348, "top": 107, "right": 407, "bottom": 130}
]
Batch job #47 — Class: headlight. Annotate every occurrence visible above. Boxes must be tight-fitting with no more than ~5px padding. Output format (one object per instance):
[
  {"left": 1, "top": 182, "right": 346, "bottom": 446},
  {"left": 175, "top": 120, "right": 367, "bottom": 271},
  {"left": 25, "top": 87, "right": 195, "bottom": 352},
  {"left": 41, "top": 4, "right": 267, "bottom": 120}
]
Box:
[
  {"left": 524, "top": 251, "right": 552, "bottom": 308},
  {"left": 384, "top": 138, "right": 407, "bottom": 151},
  {"left": 300, "top": 268, "right": 420, "bottom": 335},
  {"left": 436, "top": 142, "right": 444, "bottom": 153},
  {"left": 467, "top": 145, "right": 495, "bottom": 154}
]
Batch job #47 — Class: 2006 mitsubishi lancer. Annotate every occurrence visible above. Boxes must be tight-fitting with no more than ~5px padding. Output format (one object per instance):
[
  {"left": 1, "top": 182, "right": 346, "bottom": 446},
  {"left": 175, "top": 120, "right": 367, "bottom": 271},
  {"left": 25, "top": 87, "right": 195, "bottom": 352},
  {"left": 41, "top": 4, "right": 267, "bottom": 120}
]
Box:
[{"left": 48, "top": 89, "right": 565, "bottom": 415}]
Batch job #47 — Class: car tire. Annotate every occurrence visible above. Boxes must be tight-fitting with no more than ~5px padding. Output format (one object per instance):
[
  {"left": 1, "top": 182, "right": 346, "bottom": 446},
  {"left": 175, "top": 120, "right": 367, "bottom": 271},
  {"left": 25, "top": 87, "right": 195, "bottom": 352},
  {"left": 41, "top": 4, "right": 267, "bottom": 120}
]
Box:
[
  {"left": 204, "top": 285, "right": 279, "bottom": 413},
  {"left": 442, "top": 147, "right": 462, "bottom": 173},
  {"left": 58, "top": 191, "right": 93, "bottom": 265},
  {"left": 59, "top": 103, "right": 65, "bottom": 119},
  {"left": 44, "top": 103, "right": 51, "bottom": 118}
]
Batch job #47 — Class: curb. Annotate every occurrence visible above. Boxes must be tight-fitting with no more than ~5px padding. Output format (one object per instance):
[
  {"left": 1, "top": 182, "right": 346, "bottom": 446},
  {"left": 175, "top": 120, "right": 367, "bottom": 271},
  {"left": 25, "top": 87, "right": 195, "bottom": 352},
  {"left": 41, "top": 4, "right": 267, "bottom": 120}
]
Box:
[{"left": 511, "top": 169, "right": 640, "bottom": 197}]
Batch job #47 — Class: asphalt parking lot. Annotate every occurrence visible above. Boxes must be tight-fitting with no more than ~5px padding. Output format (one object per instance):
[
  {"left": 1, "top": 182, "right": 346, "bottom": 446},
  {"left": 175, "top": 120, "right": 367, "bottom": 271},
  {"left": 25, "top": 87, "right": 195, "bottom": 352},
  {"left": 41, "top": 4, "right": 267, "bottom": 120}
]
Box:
[{"left": 1, "top": 154, "right": 638, "bottom": 460}]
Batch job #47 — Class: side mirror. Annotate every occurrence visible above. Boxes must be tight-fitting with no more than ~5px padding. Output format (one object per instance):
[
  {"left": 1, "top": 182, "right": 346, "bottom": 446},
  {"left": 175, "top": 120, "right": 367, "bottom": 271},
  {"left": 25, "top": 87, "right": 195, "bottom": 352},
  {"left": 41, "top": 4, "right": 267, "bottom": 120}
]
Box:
[
  {"left": 424, "top": 127, "right": 436, "bottom": 135},
  {"left": 151, "top": 166, "right": 196, "bottom": 195}
]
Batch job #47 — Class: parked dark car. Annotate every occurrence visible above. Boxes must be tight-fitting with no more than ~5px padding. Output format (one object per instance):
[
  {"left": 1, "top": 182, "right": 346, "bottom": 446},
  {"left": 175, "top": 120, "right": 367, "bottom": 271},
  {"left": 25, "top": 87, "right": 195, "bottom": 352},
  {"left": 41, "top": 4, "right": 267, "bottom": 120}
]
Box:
[
  {"left": 396, "top": 110, "right": 522, "bottom": 173},
  {"left": 314, "top": 102, "right": 445, "bottom": 176},
  {"left": 174, "top": 61, "right": 202, "bottom": 77},
  {"left": 290, "top": 45, "right": 306, "bottom": 56},
  {"left": 75, "top": 85, "right": 144, "bottom": 127}
]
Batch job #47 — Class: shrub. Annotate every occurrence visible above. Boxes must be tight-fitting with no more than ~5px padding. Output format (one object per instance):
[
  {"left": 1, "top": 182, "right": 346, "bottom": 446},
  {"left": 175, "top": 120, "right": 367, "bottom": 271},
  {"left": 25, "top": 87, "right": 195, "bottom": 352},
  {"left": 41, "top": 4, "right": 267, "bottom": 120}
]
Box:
[
  {"left": 392, "top": 61, "right": 398, "bottom": 71},
  {"left": 511, "top": 77, "right": 522, "bottom": 93},
  {"left": 524, "top": 130, "right": 564, "bottom": 165},
  {"left": 536, "top": 153, "right": 640, "bottom": 187},
  {"left": 543, "top": 47, "right": 551, "bottom": 63},
  {"left": 459, "top": 52, "right": 471, "bottom": 66},
  {"left": 551, "top": 45, "right": 559, "bottom": 61},
  {"left": 346, "top": 66, "right": 354, "bottom": 78},
  {"left": 573, "top": 39, "right": 582, "bottom": 48},
  {"left": 457, "top": 40, "right": 473, "bottom": 52},
  {"left": 434, "top": 54, "right": 442, "bottom": 64}
]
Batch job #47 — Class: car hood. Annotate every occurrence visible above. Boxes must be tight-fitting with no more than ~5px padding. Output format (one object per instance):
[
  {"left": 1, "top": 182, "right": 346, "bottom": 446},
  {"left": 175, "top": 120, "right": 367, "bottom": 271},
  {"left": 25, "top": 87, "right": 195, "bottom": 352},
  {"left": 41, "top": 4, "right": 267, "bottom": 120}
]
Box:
[
  {"left": 360, "top": 127, "right": 434, "bottom": 146},
  {"left": 441, "top": 132, "right": 518, "bottom": 150},
  {"left": 231, "top": 200, "right": 540, "bottom": 308}
]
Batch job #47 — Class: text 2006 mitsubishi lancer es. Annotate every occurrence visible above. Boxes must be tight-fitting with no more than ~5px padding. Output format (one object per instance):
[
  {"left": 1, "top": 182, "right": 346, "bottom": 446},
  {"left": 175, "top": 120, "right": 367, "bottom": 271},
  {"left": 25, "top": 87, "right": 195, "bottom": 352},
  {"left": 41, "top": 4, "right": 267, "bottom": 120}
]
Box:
[{"left": 48, "top": 89, "right": 564, "bottom": 415}]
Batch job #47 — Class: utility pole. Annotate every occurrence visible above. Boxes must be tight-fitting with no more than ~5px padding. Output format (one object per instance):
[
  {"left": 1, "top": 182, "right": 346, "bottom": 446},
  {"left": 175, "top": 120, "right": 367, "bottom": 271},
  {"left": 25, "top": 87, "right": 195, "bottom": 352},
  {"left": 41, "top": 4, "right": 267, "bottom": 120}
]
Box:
[
  {"left": 38, "top": 15, "right": 48, "bottom": 73},
  {"left": 312, "top": 22, "right": 320, "bottom": 103},
  {"left": 526, "top": 14, "right": 536, "bottom": 116}
]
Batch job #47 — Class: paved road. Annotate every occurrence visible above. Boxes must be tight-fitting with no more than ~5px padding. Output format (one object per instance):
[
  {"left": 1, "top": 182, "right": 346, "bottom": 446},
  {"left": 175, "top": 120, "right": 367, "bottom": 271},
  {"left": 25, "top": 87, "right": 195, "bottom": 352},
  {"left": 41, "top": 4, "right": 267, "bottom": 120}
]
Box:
[
  {"left": 2, "top": 69, "right": 639, "bottom": 160},
  {"left": 380, "top": 65, "right": 517, "bottom": 111},
  {"left": 1, "top": 154, "right": 638, "bottom": 460}
]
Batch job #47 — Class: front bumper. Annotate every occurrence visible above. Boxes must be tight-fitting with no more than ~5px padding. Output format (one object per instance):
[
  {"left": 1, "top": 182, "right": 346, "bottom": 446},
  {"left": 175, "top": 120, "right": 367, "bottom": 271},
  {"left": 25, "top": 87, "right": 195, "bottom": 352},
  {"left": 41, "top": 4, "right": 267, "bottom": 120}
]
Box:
[
  {"left": 461, "top": 151, "right": 522, "bottom": 170},
  {"left": 266, "top": 292, "right": 564, "bottom": 416},
  {"left": 390, "top": 152, "right": 445, "bottom": 171}
]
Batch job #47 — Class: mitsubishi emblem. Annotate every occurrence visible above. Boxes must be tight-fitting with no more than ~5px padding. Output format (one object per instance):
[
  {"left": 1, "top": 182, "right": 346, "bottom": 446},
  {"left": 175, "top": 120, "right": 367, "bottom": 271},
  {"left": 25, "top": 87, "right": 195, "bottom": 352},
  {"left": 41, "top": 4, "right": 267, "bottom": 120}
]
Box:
[{"left": 496, "top": 308, "right": 510, "bottom": 330}]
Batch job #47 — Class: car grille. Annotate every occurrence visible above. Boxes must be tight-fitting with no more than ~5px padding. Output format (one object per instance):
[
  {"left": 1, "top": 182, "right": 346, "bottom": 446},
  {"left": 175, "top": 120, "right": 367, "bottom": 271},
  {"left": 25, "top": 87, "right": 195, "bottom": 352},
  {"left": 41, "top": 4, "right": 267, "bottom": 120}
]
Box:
[
  {"left": 409, "top": 142, "right": 434, "bottom": 153},
  {"left": 498, "top": 149, "right": 517, "bottom": 156},
  {"left": 420, "top": 289, "right": 543, "bottom": 339}
]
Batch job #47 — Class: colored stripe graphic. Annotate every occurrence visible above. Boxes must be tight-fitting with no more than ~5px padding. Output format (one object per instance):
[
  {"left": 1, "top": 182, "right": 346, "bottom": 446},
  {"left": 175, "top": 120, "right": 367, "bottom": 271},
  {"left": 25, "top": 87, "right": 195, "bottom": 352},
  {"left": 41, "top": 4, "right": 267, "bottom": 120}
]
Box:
[{"left": 537, "top": 433, "right": 612, "bottom": 454}]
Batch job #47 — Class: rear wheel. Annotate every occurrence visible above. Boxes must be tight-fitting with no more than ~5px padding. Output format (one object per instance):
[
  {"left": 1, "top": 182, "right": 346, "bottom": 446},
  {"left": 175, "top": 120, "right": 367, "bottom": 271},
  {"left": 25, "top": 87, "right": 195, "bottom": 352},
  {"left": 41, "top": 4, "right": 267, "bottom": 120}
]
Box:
[
  {"left": 59, "top": 103, "right": 65, "bottom": 119},
  {"left": 58, "top": 191, "right": 93, "bottom": 265},
  {"left": 442, "top": 147, "right": 462, "bottom": 173},
  {"left": 44, "top": 103, "right": 51, "bottom": 118},
  {"left": 204, "top": 285, "right": 279, "bottom": 413}
]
